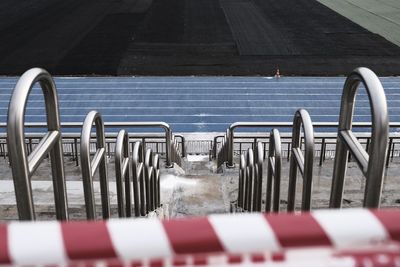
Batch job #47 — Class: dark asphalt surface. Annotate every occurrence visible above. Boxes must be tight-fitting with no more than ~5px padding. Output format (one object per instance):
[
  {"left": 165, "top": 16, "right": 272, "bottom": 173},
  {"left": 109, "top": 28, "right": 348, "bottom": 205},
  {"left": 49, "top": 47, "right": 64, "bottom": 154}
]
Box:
[{"left": 1, "top": 0, "right": 400, "bottom": 76}]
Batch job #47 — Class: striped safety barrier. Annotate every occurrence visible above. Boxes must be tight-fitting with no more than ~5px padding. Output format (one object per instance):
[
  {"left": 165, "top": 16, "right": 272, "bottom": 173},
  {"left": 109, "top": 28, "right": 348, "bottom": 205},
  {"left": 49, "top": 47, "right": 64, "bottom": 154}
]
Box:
[{"left": 0, "top": 209, "right": 399, "bottom": 266}]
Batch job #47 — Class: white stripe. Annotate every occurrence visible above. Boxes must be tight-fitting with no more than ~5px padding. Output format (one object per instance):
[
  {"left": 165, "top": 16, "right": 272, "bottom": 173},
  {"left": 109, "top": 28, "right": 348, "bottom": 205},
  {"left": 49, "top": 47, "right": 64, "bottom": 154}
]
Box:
[
  {"left": 8, "top": 221, "right": 67, "bottom": 265},
  {"left": 208, "top": 213, "right": 281, "bottom": 253},
  {"left": 312, "top": 209, "right": 389, "bottom": 248},
  {"left": 107, "top": 218, "right": 173, "bottom": 260}
]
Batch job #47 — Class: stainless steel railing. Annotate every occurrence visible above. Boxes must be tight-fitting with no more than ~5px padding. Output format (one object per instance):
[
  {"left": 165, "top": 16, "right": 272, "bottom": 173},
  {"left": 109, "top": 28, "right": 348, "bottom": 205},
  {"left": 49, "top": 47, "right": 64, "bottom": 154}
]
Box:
[
  {"left": 80, "top": 111, "right": 110, "bottom": 220},
  {"left": 7, "top": 68, "right": 68, "bottom": 221},
  {"left": 266, "top": 129, "right": 281, "bottom": 213},
  {"left": 329, "top": 67, "right": 389, "bottom": 209},
  {"left": 253, "top": 142, "right": 264, "bottom": 211},
  {"left": 115, "top": 129, "right": 130, "bottom": 217},
  {"left": 287, "top": 109, "right": 315, "bottom": 212},
  {"left": 132, "top": 141, "right": 145, "bottom": 216},
  {"left": 214, "top": 122, "right": 400, "bottom": 169}
]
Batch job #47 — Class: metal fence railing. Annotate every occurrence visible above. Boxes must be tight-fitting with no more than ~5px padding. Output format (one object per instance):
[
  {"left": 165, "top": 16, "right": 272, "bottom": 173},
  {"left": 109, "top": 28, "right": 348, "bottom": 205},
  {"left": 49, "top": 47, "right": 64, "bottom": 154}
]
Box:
[
  {"left": 229, "top": 67, "right": 392, "bottom": 213},
  {"left": 6, "top": 68, "right": 68, "bottom": 221},
  {"left": 4, "top": 68, "right": 184, "bottom": 221},
  {"left": 287, "top": 109, "right": 314, "bottom": 212},
  {"left": 329, "top": 67, "right": 389, "bottom": 209}
]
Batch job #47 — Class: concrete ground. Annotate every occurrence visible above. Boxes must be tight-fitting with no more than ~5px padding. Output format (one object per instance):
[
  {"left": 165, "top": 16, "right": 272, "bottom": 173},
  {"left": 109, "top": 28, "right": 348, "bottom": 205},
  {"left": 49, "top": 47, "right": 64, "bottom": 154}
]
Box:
[{"left": 0, "top": 151, "right": 399, "bottom": 221}]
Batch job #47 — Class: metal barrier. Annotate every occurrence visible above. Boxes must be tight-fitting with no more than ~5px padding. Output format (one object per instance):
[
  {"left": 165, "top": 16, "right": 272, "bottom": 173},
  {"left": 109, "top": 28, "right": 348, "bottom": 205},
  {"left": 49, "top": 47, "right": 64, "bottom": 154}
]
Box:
[
  {"left": 174, "top": 134, "right": 186, "bottom": 157},
  {"left": 253, "top": 142, "right": 264, "bottom": 211},
  {"left": 266, "top": 129, "right": 282, "bottom": 213},
  {"left": 330, "top": 68, "right": 389, "bottom": 208},
  {"left": 237, "top": 154, "right": 246, "bottom": 209},
  {"left": 214, "top": 122, "right": 400, "bottom": 168},
  {"left": 144, "top": 148, "right": 161, "bottom": 213},
  {"left": 287, "top": 109, "right": 315, "bottom": 212},
  {"left": 6, "top": 68, "right": 68, "bottom": 221},
  {"left": 171, "top": 135, "right": 182, "bottom": 167},
  {"left": 115, "top": 129, "right": 130, "bottom": 217},
  {"left": 217, "top": 130, "right": 229, "bottom": 169},
  {"left": 132, "top": 141, "right": 145, "bottom": 216},
  {"left": 244, "top": 148, "right": 254, "bottom": 211},
  {"left": 80, "top": 111, "right": 110, "bottom": 220}
]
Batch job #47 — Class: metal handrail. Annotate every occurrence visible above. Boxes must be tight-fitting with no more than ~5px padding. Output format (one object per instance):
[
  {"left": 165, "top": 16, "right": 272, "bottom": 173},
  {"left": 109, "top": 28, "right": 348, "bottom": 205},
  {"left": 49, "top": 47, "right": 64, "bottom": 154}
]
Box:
[
  {"left": 6, "top": 68, "right": 68, "bottom": 221},
  {"left": 330, "top": 68, "right": 389, "bottom": 208},
  {"left": 1, "top": 122, "right": 182, "bottom": 168},
  {"left": 244, "top": 148, "right": 254, "bottom": 211},
  {"left": 115, "top": 129, "right": 130, "bottom": 217},
  {"left": 174, "top": 134, "right": 186, "bottom": 157},
  {"left": 253, "top": 142, "right": 264, "bottom": 211},
  {"left": 287, "top": 109, "right": 315, "bottom": 212},
  {"left": 238, "top": 154, "right": 246, "bottom": 209},
  {"left": 214, "top": 122, "right": 400, "bottom": 168},
  {"left": 132, "top": 141, "right": 145, "bottom": 216},
  {"left": 80, "top": 111, "right": 110, "bottom": 220},
  {"left": 143, "top": 148, "right": 160, "bottom": 213},
  {"left": 266, "top": 129, "right": 282, "bottom": 213}
]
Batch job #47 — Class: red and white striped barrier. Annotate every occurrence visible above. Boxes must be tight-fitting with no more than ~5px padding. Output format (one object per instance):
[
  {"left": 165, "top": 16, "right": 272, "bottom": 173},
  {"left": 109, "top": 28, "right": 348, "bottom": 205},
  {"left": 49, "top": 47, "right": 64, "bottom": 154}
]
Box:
[{"left": 0, "top": 209, "right": 399, "bottom": 266}]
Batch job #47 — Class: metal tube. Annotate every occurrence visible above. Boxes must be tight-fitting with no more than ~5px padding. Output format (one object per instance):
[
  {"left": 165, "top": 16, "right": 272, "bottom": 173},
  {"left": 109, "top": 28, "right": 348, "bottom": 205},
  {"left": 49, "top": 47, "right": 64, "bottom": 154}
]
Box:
[
  {"left": 238, "top": 154, "right": 246, "bottom": 209},
  {"left": 7, "top": 68, "right": 68, "bottom": 221},
  {"left": 144, "top": 149, "right": 154, "bottom": 213},
  {"left": 266, "top": 129, "right": 282, "bottom": 213},
  {"left": 287, "top": 109, "right": 314, "bottom": 212},
  {"left": 329, "top": 67, "right": 389, "bottom": 208},
  {"left": 80, "top": 111, "right": 110, "bottom": 220},
  {"left": 115, "top": 129, "right": 130, "bottom": 217},
  {"left": 132, "top": 141, "right": 144, "bottom": 217},
  {"left": 174, "top": 134, "right": 186, "bottom": 158}
]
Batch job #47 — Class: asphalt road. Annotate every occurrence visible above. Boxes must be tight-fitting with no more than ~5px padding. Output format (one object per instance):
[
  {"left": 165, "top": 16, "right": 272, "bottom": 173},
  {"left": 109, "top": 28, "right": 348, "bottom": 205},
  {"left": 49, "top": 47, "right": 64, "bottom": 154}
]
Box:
[{"left": 1, "top": 0, "right": 400, "bottom": 75}]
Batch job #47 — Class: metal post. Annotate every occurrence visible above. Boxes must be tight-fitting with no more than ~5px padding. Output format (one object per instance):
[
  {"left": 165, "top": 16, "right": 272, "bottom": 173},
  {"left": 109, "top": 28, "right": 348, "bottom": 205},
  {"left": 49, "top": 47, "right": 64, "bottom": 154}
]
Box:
[
  {"left": 254, "top": 142, "right": 264, "bottom": 211},
  {"left": 386, "top": 137, "right": 393, "bottom": 168},
  {"left": 175, "top": 134, "right": 186, "bottom": 158},
  {"left": 132, "top": 141, "right": 144, "bottom": 217},
  {"left": 329, "top": 68, "right": 389, "bottom": 209},
  {"left": 238, "top": 154, "right": 246, "bottom": 209},
  {"left": 319, "top": 138, "right": 325, "bottom": 166},
  {"left": 287, "top": 109, "right": 315, "bottom": 212},
  {"left": 266, "top": 129, "right": 282, "bottom": 213},
  {"left": 115, "top": 129, "right": 130, "bottom": 217},
  {"left": 7, "top": 68, "right": 68, "bottom": 221},
  {"left": 80, "top": 111, "right": 110, "bottom": 220},
  {"left": 144, "top": 149, "right": 154, "bottom": 212},
  {"left": 245, "top": 149, "right": 254, "bottom": 211}
]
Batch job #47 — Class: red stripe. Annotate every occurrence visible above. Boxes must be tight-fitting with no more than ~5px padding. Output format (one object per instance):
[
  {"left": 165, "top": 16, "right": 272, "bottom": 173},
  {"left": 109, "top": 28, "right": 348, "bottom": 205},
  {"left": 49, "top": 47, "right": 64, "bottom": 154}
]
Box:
[
  {"left": 264, "top": 213, "right": 332, "bottom": 247},
  {"left": 0, "top": 225, "right": 10, "bottom": 264},
  {"left": 149, "top": 259, "right": 164, "bottom": 267},
  {"left": 172, "top": 256, "right": 187, "bottom": 266},
  {"left": 372, "top": 210, "right": 400, "bottom": 242},
  {"left": 272, "top": 252, "right": 285, "bottom": 262},
  {"left": 193, "top": 255, "right": 207, "bottom": 266},
  {"left": 162, "top": 218, "right": 224, "bottom": 254},
  {"left": 130, "top": 261, "right": 143, "bottom": 267},
  {"left": 227, "top": 254, "right": 242, "bottom": 264},
  {"left": 61, "top": 221, "right": 117, "bottom": 260},
  {"left": 251, "top": 254, "right": 265, "bottom": 263}
]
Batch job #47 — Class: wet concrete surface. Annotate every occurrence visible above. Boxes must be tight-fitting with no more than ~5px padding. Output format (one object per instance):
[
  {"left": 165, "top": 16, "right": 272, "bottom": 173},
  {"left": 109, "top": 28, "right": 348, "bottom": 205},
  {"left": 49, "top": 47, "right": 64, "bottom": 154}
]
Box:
[{"left": 0, "top": 151, "right": 399, "bottom": 221}]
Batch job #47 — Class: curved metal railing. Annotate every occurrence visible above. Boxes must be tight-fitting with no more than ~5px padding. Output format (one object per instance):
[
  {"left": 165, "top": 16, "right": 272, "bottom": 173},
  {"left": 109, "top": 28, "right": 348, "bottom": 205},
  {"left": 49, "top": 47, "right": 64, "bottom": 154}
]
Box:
[
  {"left": 253, "top": 142, "right": 264, "bottom": 211},
  {"left": 329, "top": 67, "right": 389, "bottom": 208},
  {"left": 7, "top": 68, "right": 68, "bottom": 221},
  {"left": 266, "top": 129, "right": 282, "bottom": 213},
  {"left": 287, "top": 109, "right": 315, "bottom": 212},
  {"left": 115, "top": 129, "right": 130, "bottom": 217},
  {"left": 80, "top": 111, "right": 110, "bottom": 220},
  {"left": 132, "top": 141, "right": 145, "bottom": 216}
]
